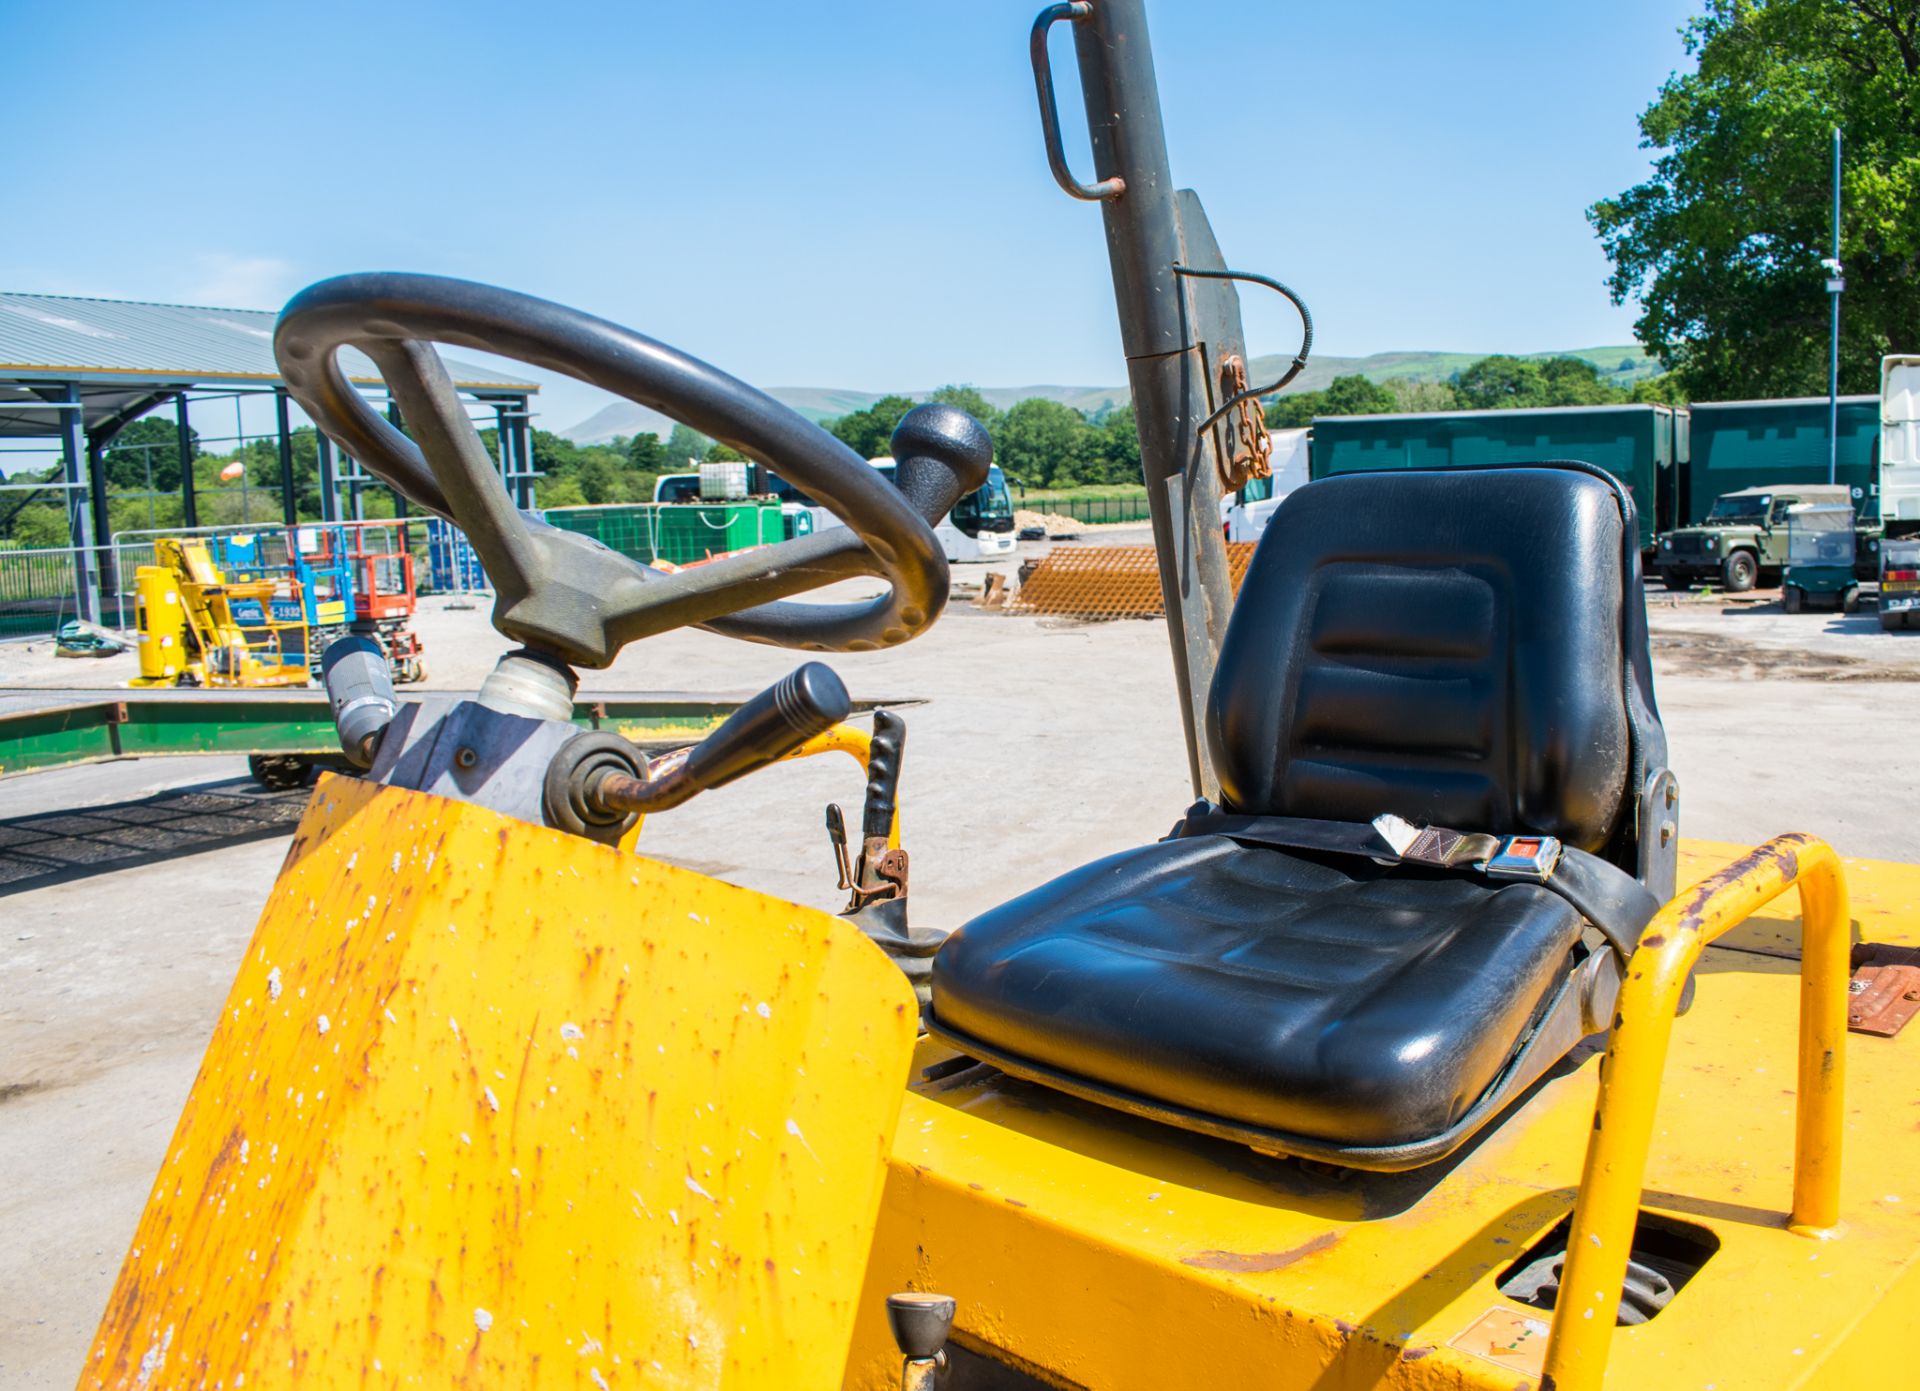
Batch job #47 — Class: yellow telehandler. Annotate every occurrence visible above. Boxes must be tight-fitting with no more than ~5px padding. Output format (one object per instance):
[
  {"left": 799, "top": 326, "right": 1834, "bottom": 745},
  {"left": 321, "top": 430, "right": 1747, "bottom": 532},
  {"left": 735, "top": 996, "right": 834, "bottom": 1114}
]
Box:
[{"left": 78, "top": 5, "right": 1920, "bottom": 1390}]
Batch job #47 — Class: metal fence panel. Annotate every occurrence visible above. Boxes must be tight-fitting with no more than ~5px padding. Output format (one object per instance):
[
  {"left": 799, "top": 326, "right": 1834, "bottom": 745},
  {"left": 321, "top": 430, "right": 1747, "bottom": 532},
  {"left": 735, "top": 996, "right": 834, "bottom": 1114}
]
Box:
[
  {"left": 0, "top": 546, "right": 83, "bottom": 639},
  {"left": 107, "top": 518, "right": 489, "bottom": 629},
  {"left": 1021, "top": 494, "right": 1155, "bottom": 526}
]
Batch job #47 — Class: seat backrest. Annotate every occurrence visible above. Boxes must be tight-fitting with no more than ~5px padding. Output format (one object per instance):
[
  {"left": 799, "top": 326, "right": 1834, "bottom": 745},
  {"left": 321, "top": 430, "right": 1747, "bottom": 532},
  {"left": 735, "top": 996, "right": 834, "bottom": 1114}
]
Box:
[{"left": 1207, "top": 466, "right": 1662, "bottom": 857}]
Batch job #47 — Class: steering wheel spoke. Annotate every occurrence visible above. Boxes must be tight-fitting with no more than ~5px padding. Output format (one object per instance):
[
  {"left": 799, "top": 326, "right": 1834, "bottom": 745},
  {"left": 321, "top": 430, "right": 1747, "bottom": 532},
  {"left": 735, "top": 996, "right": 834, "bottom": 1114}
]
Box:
[{"left": 275, "top": 272, "right": 991, "bottom": 667}]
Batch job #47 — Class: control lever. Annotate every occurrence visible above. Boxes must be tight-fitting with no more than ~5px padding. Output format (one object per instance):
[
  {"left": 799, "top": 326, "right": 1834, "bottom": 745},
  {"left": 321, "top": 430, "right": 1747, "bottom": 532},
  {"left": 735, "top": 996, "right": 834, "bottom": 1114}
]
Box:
[
  {"left": 848, "top": 709, "right": 909, "bottom": 909},
  {"left": 886, "top": 1291, "right": 956, "bottom": 1391},
  {"left": 825, "top": 803, "right": 854, "bottom": 890},
  {"left": 586, "top": 662, "right": 850, "bottom": 817},
  {"left": 836, "top": 708, "right": 945, "bottom": 1009}
]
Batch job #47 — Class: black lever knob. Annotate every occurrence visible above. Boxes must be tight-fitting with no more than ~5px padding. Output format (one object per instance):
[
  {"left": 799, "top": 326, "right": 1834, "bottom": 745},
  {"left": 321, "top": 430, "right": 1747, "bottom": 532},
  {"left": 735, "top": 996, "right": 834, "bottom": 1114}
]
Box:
[
  {"left": 685, "top": 661, "right": 850, "bottom": 792},
  {"left": 885, "top": 1291, "right": 957, "bottom": 1361},
  {"left": 889, "top": 404, "right": 993, "bottom": 526},
  {"left": 861, "top": 710, "right": 907, "bottom": 845},
  {"left": 589, "top": 662, "right": 850, "bottom": 816}
]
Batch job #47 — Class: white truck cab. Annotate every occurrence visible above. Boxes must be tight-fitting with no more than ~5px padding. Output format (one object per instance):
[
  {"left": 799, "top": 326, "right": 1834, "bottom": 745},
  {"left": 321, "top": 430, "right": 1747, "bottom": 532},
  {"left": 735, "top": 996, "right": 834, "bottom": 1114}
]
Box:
[
  {"left": 1881, "top": 355, "right": 1920, "bottom": 528},
  {"left": 1221, "top": 427, "right": 1309, "bottom": 543}
]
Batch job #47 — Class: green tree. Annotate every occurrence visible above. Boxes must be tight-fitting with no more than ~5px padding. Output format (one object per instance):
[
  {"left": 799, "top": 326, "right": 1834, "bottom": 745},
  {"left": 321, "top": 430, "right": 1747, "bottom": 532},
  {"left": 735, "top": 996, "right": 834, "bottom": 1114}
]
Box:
[
  {"left": 102, "top": 416, "right": 198, "bottom": 492},
  {"left": 1631, "top": 373, "right": 1689, "bottom": 405},
  {"left": 665, "top": 423, "right": 709, "bottom": 466},
  {"left": 539, "top": 476, "right": 588, "bottom": 508},
  {"left": 928, "top": 384, "right": 1002, "bottom": 434},
  {"left": 1387, "top": 379, "right": 1459, "bottom": 413},
  {"left": 1451, "top": 355, "right": 1627, "bottom": 410},
  {"left": 704, "top": 441, "right": 747, "bottom": 462},
  {"left": 1589, "top": 0, "right": 1920, "bottom": 398},
  {"left": 1093, "top": 404, "right": 1141, "bottom": 484},
  {"left": 1541, "top": 356, "right": 1628, "bottom": 405},
  {"left": 628, "top": 432, "right": 667, "bottom": 472},
  {"left": 3, "top": 500, "right": 70, "bottom": 548},
  {"left": 576, "top": 454, "right": 625, "bottom": 504},
  {"left": 529, "top": 428, "right": 584, "bottom": 477},
  {"left": 997, "top": 398, "right": 1095, "bottom": 488},
  {"left": 1265, "top": 373, "right": 1398, "bottom": 428},
  {"left": 1323, "top": 374, "right": 1400, "bottom": 416},
  {"left": 1451, "top": 356, "right": 1545, "bottom": 409},
  {"left": 827, "top": 395, "right": 916, "bottom": 459}
]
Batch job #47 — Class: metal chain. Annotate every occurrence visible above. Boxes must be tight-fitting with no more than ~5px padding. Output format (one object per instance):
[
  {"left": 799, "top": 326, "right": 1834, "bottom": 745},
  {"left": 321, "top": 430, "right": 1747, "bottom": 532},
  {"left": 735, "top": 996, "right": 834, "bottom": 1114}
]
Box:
[{"left": 1215, "top": 354, "right": 1273, "bottom": 491}]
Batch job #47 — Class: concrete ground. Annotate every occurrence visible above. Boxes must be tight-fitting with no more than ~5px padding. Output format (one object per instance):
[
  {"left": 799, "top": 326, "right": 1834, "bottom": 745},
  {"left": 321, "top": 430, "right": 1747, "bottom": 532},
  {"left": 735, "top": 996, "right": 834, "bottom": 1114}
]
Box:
[{"left": 3, "top": 542, "right": 1919, "bottom": 1386}]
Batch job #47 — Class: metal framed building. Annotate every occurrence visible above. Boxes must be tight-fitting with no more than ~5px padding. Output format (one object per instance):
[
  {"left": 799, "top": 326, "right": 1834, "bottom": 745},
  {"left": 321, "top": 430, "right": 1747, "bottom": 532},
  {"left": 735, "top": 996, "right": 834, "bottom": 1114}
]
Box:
[{"left": 0, "top": 291, "right": 538, "bottom": 627}]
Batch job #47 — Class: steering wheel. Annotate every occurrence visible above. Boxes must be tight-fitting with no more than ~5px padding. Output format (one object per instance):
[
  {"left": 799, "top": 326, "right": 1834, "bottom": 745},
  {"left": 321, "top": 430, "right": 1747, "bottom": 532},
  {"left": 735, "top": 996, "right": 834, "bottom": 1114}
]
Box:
[{"left": 273, "top": 273, "right": 991, "bottom": 668}]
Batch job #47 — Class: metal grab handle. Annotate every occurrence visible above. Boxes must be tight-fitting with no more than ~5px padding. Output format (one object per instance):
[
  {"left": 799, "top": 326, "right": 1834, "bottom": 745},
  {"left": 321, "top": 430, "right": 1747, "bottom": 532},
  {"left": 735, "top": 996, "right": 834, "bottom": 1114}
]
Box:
[
  {"left": 275, "top": 274, "right": 991, "bottom": 668},
  {"left": 1542, "top": 833, "right": 1850, "bottom": 1391},
  {"left": 1030, "top": 3, "right": 1125, "bottom": 202}
]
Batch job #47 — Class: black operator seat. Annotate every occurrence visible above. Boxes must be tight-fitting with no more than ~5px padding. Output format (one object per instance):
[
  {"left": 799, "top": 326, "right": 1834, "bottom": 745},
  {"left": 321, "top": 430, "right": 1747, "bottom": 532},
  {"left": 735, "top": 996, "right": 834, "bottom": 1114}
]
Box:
[{"left": 929, "top": 466, "right": 1675, "bottom": 1170}]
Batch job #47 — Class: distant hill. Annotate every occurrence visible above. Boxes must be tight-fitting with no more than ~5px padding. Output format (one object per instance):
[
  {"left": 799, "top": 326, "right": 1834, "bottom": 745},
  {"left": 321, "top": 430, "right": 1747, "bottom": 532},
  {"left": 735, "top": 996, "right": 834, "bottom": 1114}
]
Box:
[{"left": 561, "top": 346, "right": 1658, "bottom": 443}]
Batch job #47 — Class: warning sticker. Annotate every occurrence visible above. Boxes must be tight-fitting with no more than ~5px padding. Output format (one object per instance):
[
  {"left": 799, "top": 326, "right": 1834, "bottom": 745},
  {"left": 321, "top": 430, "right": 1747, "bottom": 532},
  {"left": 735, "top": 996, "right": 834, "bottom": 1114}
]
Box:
[{"left": 1450, "top": 1306, "right": 1551, "bottom": 1378}]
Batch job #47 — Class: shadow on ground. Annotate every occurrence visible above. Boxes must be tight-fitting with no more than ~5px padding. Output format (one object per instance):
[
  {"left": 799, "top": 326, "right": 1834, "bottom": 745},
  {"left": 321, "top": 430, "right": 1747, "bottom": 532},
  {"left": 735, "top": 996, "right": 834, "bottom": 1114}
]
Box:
[{"left": 0, "top": 778, "right": 306, "bottom": 895}]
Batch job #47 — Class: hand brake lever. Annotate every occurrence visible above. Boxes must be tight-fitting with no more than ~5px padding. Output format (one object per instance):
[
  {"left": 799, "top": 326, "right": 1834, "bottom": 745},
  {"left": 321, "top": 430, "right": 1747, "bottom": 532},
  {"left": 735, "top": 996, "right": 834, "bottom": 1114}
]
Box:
[{"left": 848, "top": 709, "right": 910, "bottom": 908}]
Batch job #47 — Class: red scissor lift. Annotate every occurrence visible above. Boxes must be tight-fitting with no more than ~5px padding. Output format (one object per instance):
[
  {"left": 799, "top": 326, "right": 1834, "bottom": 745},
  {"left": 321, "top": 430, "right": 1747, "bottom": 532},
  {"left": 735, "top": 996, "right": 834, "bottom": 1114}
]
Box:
[{"left": 342, "top": 524, "right": 427, "bottom": 683}]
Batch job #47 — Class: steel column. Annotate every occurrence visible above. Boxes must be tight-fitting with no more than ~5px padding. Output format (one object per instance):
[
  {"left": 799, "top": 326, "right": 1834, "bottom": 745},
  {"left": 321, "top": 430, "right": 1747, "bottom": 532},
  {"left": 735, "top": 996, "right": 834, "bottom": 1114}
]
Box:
[
  {"left": 54, "top": 384, "right": 101, "bottom": 623},
  {"left": 384, "top": 400, "right": 411, "bottom": 520},
  {"left": 483, "top": 399, "right": 506, "bottom": 491},
  {"left": 175, "top": 394, "right": 199, "bottom": 529},
  {"left": 316, "top": 433, "right": 339, "bottom": 523},
  {"left": 512, "top": 396, "right": 534, "bottom": 508},
  {"left": 84, "top": 436, "right": 115, "bottom": 616},
  {"left": 1060, "top": 0, "right": 1238, "bottom": 796},
  {"left": 274, "top": 388, "right": 298, "bottom": 525}
]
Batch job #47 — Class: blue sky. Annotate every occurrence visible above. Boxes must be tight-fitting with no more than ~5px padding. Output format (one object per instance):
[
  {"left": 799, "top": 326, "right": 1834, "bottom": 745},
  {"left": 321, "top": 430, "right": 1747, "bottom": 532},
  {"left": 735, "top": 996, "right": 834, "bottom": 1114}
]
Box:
[{"left": 3, "top": 1, "right": 1697, "bottom": 435}]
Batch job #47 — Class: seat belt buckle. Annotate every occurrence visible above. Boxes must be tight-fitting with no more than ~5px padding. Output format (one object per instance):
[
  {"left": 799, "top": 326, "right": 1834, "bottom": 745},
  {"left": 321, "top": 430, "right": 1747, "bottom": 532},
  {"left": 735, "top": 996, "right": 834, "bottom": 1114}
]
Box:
[{"left": 1480, "top": 835, "right": 1563, "bottom": 883}]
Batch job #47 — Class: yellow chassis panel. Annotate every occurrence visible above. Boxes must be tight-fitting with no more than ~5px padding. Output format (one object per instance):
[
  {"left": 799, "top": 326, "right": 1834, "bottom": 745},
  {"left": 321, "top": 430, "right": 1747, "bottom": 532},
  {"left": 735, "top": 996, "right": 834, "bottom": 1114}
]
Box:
[
  {"left": 81, "top": 774, "right": 918, "bottom": 1390},
  {"left": 845, "top": 840, "right": 1920, "bottom": 1389}
]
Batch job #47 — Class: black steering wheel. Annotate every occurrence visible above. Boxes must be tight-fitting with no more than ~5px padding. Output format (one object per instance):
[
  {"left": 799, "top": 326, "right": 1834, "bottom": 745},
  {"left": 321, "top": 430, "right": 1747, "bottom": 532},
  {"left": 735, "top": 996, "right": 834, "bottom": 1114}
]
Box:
[{"left": 274, "top": 273, "right": 991, "bottom": 668}]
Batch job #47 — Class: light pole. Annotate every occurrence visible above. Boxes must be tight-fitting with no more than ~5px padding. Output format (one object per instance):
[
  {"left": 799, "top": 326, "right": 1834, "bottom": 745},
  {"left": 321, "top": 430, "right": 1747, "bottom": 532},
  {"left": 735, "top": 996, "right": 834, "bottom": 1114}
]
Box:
[{"left": 1823, "top": 126, "right": 1843, "bottom": 487}]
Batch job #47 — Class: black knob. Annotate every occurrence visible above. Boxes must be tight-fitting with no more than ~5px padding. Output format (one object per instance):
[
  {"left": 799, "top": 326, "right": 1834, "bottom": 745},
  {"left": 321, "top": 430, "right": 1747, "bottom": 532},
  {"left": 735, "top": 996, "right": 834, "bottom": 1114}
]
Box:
[
  {"left": 861, "top": 709, "right": 907, "bottom": 844},
  {"left": 890, "top": 404, "right": 993, "bottom": 525},
  {"left": 885, "top": 1291, "right": 956, "bottom": 1360}
]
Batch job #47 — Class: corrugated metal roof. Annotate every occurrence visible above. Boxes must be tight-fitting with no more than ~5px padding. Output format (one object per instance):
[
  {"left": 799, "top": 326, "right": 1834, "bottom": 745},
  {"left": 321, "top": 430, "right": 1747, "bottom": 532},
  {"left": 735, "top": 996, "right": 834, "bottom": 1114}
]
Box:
[{"left": 0, "top": 291, "right": 536, "bottom": 391}]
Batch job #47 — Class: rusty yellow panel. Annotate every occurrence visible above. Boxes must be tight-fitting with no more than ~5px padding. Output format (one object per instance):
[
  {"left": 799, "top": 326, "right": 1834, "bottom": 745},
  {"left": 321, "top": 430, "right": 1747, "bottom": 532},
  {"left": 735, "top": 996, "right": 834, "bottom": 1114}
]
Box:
[{"left": 82, "top": 773, "right": 918, "bottom": 1390}]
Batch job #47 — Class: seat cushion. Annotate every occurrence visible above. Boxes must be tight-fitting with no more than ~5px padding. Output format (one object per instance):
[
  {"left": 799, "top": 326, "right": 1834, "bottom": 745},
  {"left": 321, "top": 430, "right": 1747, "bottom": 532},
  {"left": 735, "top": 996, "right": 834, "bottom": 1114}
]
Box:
[{"left": 932, "top": 835, "right": 1584, "bottom": 1149}]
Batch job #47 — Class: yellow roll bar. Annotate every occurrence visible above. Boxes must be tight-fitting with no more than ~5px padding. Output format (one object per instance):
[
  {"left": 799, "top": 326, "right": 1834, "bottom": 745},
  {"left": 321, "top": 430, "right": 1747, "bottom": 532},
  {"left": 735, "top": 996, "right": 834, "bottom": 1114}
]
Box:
[{"left": 1542, "top": 833, "right": 1850, "bottom": 1391}]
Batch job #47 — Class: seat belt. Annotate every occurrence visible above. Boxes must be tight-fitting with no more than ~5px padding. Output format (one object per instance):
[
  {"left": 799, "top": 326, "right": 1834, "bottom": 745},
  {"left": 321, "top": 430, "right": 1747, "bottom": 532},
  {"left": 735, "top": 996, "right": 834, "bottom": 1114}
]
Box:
[{"left": 1169, "top": 807, "right": 1661, "bottom": 963}]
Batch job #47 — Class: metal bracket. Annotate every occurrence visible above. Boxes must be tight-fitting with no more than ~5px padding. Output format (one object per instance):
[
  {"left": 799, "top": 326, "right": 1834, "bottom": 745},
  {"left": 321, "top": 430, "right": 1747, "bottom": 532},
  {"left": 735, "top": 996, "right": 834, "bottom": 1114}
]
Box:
[{"left": 1848, "top": 945, "right": 1920, "bottom": 1037}]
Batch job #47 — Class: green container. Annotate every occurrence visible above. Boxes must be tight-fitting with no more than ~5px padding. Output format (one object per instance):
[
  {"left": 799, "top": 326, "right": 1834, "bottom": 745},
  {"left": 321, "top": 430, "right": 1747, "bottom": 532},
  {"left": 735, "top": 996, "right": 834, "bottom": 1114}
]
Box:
[
  {"left": 1308, "top": 405, "right": 1678, "bottom": 548},
  {"left": 1683, "top": 396, "right": 1880, "bottom": 525},
  {"left": 542, "top": 501, "right": 783, "bottom": 567},
  {"left": 652, "top": 501, "right": 781, "bottom": 565}
]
